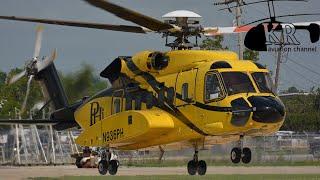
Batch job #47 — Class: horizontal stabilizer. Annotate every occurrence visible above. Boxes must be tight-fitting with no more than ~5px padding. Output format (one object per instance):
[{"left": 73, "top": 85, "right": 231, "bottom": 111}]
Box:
[{"left": 50, "top": 101, "right": 82, "bottom": 130}]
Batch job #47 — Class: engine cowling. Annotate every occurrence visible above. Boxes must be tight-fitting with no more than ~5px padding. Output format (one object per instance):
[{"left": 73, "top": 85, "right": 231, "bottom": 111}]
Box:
[
  {"left": 132, "top": 51, "right": 169, "bottom": 72},
  {"left": 147, "top": 51, "right": 169, "bottom": 71}
]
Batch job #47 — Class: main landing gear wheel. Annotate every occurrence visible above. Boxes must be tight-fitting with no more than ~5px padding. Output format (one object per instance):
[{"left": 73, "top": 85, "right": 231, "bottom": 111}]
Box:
[
  {"left": 108, "top": 160, "right": 119, "bottom": 175},
  {"left": 187, "top": 160, "right": 197, "bottom": 175},
  {"left": 242, "top": 147, "right": 252, "bottom": 164},
  {"left": 231, "top": 136, "right": 252, "bottom": 164},
  {"left": 230, "top": 147, "right": 252, "bottom": 164},
  {"left": 75, "top": 157, "right": 82, "bottom": 168},
  {"left": 187, "top": 150, "right": 207, "bottom": 176},
  {"left": 98, "top": 148, "right": 120, "bottom": 175},
  {"left": 198, "top": 160, "right": 207, "bottom": 176},
  {"left": 98, "top": 160, "right": 108, "bottom": 175},
  {"left": 231, "top": 147, "right": 242, "bottom": 164}
]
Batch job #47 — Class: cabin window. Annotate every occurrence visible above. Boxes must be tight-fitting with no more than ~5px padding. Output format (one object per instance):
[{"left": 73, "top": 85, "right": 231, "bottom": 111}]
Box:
[
  {"left": 205, "top": 73, "right": 223, "bottom": 101},
  {"left": 135, "top": 95, "right": 142, "bottom": 110},
  {"left": 113, "top": 99, "right": 121, "bottom": 114},
  {"left": 128, "top": 115, "right": 133, "bottom": 125},
  {"left": 146, "top": 92, "right": 154, "bottom": 109},
  {"left": 125, "top": 96, "right": 132, "bottom": 111},
  {"left": 158, "top": 88, "right": 165, "bottom": 104},
  {"left": 182, "top": 83, "right": 188, "bottom": 100},
  {"left": 167, "top": 87, "right": 175, "bottom": 104}
]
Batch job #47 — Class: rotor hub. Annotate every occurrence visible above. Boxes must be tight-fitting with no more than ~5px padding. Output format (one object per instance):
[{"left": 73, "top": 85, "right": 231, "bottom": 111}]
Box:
[{"left": 162, "top": 10, "right": 203, "bottom": 49}]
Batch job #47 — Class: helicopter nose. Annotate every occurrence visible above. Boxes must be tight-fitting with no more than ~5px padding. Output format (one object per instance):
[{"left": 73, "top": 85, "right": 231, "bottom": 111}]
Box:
[{"left": 248, "top": 96, "right": 285, "bottom": 123}]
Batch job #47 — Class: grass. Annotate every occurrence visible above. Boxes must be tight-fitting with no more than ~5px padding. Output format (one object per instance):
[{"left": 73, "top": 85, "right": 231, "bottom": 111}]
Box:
[
  {"left": 30, "top": 174, "right": 320, "bottom": 180},
  {"left": 123, "top": 159, "right": 320, "bottom": 167}
]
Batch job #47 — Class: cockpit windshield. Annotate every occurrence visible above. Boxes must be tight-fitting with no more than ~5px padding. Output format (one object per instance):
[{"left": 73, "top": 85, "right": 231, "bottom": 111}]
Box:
[
  {"left": 221, "top": 72, "right": 255, "bottom": 95},
  {"left": 252, "top": 72, "right": 274, "bottom": 93}
]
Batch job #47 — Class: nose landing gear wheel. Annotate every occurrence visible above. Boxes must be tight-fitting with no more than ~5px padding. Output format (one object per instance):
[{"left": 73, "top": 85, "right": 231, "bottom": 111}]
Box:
[
  {"left": 75, "top": 157, "right": 82, "bottom": 168},
  {"left": 98, "top": 160, "right": 108, "bottom": 175},
  {"left": 231, "top": 147, "right": 242, "bottom": 164},
  {"left": 108, "top": 160, "right": 119, "bottom": 175},
  {"left": 242, "top": 147, "right": 252, "bottom": 164},
  {"left": 198, "top": 160, "right": 207, "bottom": 176},
  {"left": 187, "top": 160, "right": 197, "bottom": 175}
]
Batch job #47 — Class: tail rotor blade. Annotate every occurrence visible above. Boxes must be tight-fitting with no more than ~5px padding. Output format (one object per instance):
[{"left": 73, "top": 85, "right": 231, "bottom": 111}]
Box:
[
  {"left": 21, "top": 75, "right": 34, "bottom": 113},
  {"left": 37, "top": 49, "right": 57, "bottom": 72},
  {"left": 8, "top": 70, "right": 26, "bottom": 84},
  {"left": 33, "top": 26, "right": 44, "bottom": 59}
]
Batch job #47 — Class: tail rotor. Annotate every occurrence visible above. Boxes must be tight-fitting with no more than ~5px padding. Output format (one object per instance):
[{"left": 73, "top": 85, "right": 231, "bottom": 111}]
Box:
[{"left": 7, "top": 26, "right": 57, "bottom": 114}]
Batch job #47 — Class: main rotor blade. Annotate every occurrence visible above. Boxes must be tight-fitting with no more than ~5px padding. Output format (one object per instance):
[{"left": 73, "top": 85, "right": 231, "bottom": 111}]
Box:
[
  {"left": 84, "top": 0, "right": 176, "bottom": 32},
  {"left": 8, "top": 70, "right": 26, "bottom": 85},
  {"left": 33, "top": 26, "right": 43, "bottom": 59},
  {"left": 204, "top": 21, "right": 320, "bottom": 36},
  {"left": 242, "top": 13, "right": 320, "bottom": 26},
  {"left": 21, "top": 75, "right": 33, "bottom": 114},
  {"left": 218, "top": 0, "right": 308, "bottom": 11},
  {"left": 0, "top": 16, "right": 149, "bottom": 33},
  {"left": 203, "top": 25, "right": 254, "bottom": 36},
  {"left": 292, "top": 21, "right": 320, "bottom": 26},
  {"left": 37, "top": 49, "right": 57, "bottom": 72}
]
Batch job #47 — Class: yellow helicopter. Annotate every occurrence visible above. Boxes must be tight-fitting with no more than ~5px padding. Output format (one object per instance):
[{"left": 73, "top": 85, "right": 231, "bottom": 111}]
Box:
[{"left": 0, "top": 0, "right": 285, "bottom": 176}]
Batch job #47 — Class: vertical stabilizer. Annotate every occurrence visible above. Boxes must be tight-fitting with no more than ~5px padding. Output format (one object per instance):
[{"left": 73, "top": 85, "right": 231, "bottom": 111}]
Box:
[{"left": 35, "top": 63, "right": 68, "bottom": 110}]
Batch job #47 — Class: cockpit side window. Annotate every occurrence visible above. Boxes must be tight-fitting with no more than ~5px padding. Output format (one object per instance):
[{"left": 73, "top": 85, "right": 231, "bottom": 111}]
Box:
[
  {"left": 205, "top": 73, "right": 224, "bottom": 102},
  {"left": 252, "top": 72, "right": 275, "bottom": 93}
]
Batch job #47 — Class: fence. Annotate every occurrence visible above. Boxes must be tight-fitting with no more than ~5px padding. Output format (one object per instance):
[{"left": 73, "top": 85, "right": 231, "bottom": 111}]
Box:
[
  {"left": 0, "top": 130, "right": 319, "bottom": 166},
  {"left": 119, "top": 132, "right": 320, "bottom": 166},
  {"left": 0, "top": 126, "right": 81, "bottom": 165}
]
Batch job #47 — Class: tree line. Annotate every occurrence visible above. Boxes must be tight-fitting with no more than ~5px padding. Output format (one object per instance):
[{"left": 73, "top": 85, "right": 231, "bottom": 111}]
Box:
[{"left": 0, "top": 64, "right": 108, "bottom": 119}]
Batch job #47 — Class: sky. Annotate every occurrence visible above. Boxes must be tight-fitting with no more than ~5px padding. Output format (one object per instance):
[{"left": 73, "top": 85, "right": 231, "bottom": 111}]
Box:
[{"left": 0, "top": 0, "right": 319, "bottom": 92}]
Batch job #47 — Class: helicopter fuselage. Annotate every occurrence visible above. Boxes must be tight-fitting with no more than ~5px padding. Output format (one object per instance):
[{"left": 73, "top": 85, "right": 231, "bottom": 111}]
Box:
[{"left": 74, "top": 50, "right": 285, "bottom": 150}]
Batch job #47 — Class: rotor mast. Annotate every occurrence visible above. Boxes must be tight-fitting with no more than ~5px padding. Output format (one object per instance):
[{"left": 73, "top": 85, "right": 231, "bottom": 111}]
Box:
[{"left": 162, "top": 10, "right": 203, "bottom": 50}]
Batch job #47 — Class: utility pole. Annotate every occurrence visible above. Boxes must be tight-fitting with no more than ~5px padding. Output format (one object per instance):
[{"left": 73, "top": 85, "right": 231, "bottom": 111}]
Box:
[
  {"left": 274, "top": 32, "right": 285, "bottom": 93},
  {"left": 214, "top": 0, "right": 244, "bottom": 59},
  {"left": 235, "top": 0, "right": 244, "bottom": 59}
]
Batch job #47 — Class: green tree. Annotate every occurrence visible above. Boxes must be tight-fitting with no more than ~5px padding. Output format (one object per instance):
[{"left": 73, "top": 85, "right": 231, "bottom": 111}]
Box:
[
  {"left": 286, "top": 86, "right": 300, "bottom": 93},
  {"left": 313, "top": 88, "right": 320, "bottom": 111},
  {"left": 0, "top": 64, "right": 108, "bottom": 118},
  {"left": 0, "top": 68, "right": 43, "bottom": 118},
  {"left": 280, "top": 90, "right": 320, "bottom": 132},
  {"left": 61, "top": 63, "right": 108, "bottom": 103},
  {"left": 243, "top": 48, "right": 259, "bottom": 61},
  {"left": 200, "top": 35, "right": 228, "bottom": 50},
  {"left": 0, "top": 71, "right": 6, "bottom": 86},
  {"left": 200, "top": 36, "right": 259, "bottom": 62}
]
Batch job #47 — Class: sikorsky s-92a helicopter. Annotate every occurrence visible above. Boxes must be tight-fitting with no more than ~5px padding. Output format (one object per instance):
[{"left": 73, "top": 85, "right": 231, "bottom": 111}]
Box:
[{"left": 0, "top": 0, "right": 286, "bottom": 176}]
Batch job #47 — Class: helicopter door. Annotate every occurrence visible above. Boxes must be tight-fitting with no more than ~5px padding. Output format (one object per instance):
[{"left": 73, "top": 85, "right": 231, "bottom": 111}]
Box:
[
  {"left": 112, "top": 89, "right": 124, "bottom": 114},
  {"left": 175, "top": 68, "right": 198, "bottom": 107}
]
